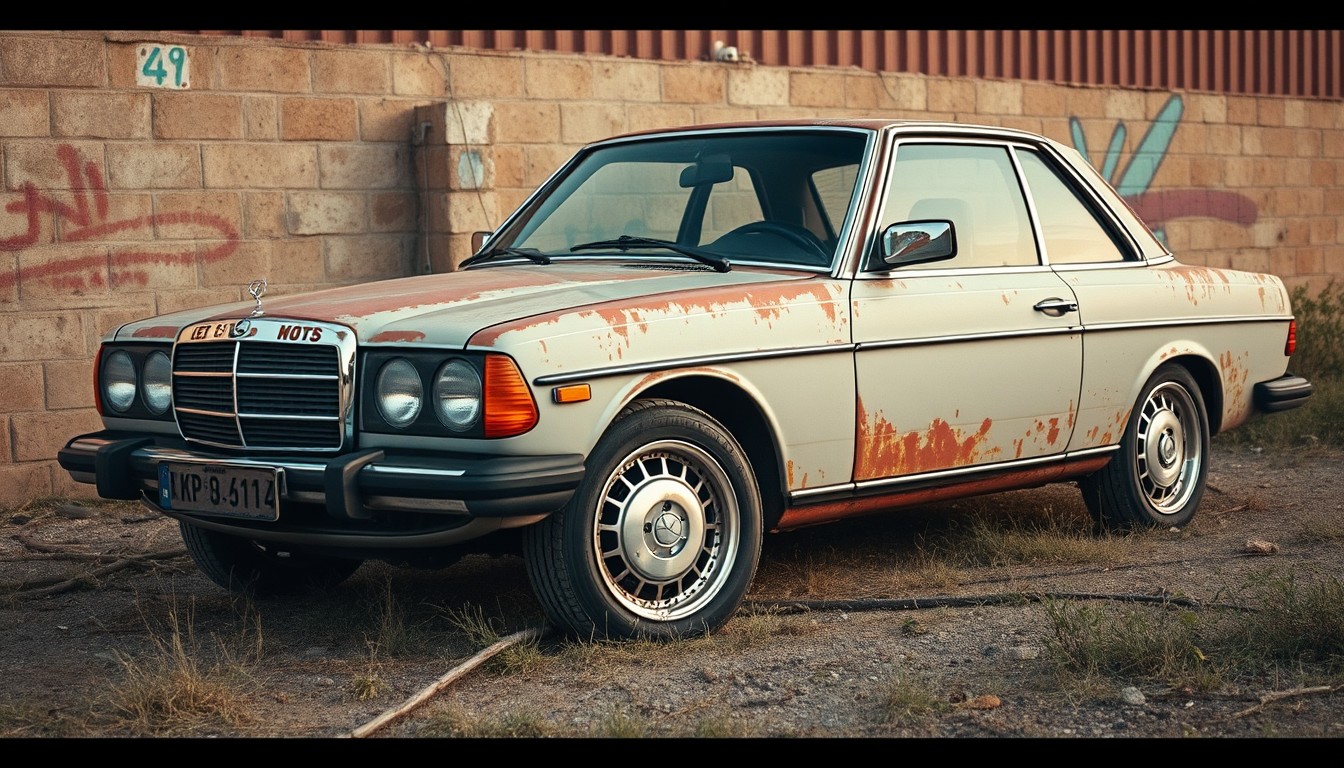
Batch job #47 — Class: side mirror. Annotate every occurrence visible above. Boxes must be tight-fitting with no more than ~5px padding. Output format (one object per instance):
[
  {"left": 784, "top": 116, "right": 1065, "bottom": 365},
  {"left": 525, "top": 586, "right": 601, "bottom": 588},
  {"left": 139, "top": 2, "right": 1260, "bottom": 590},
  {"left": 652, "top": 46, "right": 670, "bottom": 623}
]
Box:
[
  {"left": 471, "top": 230, "right": 492, "bottom": 254},
  {"left": 869, "top": 220, "right": 957, "bottom": 270}
]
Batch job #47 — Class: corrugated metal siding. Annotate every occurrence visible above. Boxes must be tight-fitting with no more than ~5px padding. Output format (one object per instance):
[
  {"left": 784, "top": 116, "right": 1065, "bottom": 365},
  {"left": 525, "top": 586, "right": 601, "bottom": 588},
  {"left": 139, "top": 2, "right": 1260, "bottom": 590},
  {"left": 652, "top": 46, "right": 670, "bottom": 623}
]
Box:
[{"left": 182, "top": 29, "right": 1343, "bottom": 100}]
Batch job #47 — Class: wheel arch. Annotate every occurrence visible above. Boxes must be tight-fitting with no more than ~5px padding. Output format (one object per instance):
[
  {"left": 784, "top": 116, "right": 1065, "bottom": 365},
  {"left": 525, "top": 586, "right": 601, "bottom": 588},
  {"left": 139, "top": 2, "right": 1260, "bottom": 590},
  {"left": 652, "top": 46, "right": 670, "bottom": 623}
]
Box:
[
  {"left": 1165, "top": 353, "right": 1223, "bottom": 436},
  {"left": 632, "top": 374, "right": 787, "bottom": 531}
]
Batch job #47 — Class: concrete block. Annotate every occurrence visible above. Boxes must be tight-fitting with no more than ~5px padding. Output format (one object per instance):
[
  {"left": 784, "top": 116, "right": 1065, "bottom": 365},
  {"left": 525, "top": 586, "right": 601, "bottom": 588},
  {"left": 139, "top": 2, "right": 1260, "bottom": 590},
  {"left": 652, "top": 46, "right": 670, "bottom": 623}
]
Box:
[
  {"left": 0, "top": 89, "right": 51, "bottom": 137},
  {"left": 11, "top": 408, "right": 103, "bottom": 461},
  {"left": 286, "top": 191, "right": 366, "bottom": 235},
  {"left": 153, "top": 93, "right": 244, "bottom": 139},
  {"left": 202, "top": 144, "right": 317, "bottom": 188},
  {"left": 44, "top": 359, "right": 93, "bottom": 410},
  {"left": 314, "top": 49, "right": 391, "bottom": 94},
  {"left": 281, "top": 97, "right": 358, "bottom": 141},
  {"left": 318, "top": 144, "right": 408, "bottom": 189},
  {"left": 105, "top": 143, "right": 202, "bottom": 189},
  {"left": 662, "top": 65, "right": 726, "bottom": 104},
  {"left": 217, "top": 45, "right": 310, "bottom": 93},
  {"left": 0, "top": 35, "right": 104, "bottom": 87},
  {"left": 0, "top": 364, "right": 45, "bottom": 412},
  {"left": 53, "top": 92, "right": 151, "bottom": 139}
]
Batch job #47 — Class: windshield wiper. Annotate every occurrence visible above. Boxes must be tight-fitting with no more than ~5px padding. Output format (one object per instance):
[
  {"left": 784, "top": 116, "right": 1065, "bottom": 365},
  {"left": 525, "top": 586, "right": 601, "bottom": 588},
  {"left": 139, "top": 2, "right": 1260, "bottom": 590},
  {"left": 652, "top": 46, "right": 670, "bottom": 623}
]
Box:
[
  {"left": 569, "top": 235, "right": 731, "bottom": 273},
  {"left": 459, "top": 246, "right": 551, "bottom": 269}
]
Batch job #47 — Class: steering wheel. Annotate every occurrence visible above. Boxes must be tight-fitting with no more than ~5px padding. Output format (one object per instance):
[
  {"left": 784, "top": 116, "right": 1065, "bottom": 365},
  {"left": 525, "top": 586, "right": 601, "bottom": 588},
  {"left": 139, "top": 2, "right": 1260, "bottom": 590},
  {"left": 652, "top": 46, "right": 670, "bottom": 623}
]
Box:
[{"left": 719, "top": 221, "right": 830, "bottom": 261}]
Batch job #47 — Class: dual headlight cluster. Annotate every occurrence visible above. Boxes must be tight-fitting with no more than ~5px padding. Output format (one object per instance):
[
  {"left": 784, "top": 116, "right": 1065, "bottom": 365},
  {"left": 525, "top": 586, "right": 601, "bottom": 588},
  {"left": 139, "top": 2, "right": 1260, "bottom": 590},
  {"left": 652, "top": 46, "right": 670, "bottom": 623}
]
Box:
[
  {"left": 98, "top": 346, "right": 173, "bottom": 417},
  {"left": 364, "top": 352, "right": 538, "bottom": 439},
  {"left": 375, "top": 357, "right": 481, "bottom": 432}
]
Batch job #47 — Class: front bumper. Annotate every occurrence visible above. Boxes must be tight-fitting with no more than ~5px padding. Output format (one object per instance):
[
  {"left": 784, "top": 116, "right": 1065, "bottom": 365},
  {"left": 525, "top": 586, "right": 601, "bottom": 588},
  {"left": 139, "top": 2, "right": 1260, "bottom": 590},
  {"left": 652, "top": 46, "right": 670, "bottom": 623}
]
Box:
[{"left": 58, "top": 430, "right": 584, "bottom": 549}]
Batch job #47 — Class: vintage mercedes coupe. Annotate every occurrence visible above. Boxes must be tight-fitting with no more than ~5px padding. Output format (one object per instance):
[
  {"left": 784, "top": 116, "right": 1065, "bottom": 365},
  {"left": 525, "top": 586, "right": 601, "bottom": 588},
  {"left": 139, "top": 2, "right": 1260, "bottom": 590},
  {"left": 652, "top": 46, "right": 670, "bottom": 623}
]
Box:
[{"left": 59, "top": 119, "right": 1313, "bottom": 639}]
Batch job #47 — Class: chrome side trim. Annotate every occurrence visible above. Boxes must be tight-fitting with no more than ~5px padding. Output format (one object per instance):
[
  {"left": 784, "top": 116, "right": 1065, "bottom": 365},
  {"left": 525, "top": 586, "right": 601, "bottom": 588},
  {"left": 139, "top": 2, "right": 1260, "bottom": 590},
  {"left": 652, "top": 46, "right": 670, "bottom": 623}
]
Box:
[
  {"left": 532, "top": 343, "right": 853, "bottom": 386},
  {"left": 855, "top": 325, "right": 1078, "bottom": 352},
  {"left": 1084, "top": 315, "right": 1294, "bottom": 332}
]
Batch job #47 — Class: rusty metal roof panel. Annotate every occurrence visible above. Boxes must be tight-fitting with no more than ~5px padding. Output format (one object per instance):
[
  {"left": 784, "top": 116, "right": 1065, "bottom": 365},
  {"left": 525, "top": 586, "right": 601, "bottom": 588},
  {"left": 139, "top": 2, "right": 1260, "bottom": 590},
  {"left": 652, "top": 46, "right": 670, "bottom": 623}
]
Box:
[{"left": 179, "top": 29, "right": 1343, "bottom": 100}]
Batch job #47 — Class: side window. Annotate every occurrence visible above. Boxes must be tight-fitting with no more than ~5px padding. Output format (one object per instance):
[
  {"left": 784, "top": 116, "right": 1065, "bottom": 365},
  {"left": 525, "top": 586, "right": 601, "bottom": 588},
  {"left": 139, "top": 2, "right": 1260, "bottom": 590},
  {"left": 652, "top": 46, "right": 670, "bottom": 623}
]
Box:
[
  {"left": 1017, "top": 149, "right": 1130, "bottom": 264},
  {"left": 879, "top": 143, "right": 1037, "bottom": 269}
]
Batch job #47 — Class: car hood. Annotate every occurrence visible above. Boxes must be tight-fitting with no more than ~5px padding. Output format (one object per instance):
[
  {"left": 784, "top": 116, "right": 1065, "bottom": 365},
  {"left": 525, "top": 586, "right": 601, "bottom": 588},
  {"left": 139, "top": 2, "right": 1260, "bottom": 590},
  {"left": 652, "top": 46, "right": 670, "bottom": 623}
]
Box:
[{"left": 111, "top": 263, "right": 816, "bottom": 347}]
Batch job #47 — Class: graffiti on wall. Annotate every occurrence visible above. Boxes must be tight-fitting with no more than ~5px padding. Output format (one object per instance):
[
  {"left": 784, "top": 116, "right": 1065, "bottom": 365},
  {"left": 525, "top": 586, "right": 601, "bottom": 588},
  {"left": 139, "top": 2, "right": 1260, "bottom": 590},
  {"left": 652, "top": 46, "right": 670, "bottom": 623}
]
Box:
[
  {"left": 1070, "top": 94, "right": 1257, "bottom": 243},
  {"left": 1, "top": 144, "right": 238, "bottom": 294}
]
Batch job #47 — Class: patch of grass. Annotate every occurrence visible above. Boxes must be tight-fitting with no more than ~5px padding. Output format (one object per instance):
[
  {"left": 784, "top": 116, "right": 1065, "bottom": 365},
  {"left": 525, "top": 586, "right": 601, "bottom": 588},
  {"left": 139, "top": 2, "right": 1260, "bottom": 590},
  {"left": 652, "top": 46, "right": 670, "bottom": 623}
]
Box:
[
  {"left": 1209, "top": 571, "right": 1344, "bottom": 673},
  {"left": 921, "top": 501, "right": 1137, "bottom": 569},
  {"left": 1041, "top": 599, "right": 1223, "bottom": 690},
  {"left": 879, "top": 668, "right": 950, "bottom": 725},
  {"left": 1042, "top": 571, "right": 1344, "bottom": 690},
  {"left": 593, "top": 706, "right": 651, "bottom": 737},
  {"left": 0, "top": 703, "right": 91, "bottom": 737},
  {"left": 105, "top": 597, "right": 259, "bottom": 734},
  {"left": 419, "top": 702, "right": 559, "bottom": 737},
  {"left": 692, "top": 711, "right": 757, "bottom": 737}
]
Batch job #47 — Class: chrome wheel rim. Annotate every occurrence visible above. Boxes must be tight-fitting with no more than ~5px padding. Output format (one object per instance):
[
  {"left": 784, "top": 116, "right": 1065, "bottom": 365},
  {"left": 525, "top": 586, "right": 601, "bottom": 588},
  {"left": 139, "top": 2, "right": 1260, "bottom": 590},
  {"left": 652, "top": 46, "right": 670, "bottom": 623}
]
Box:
[
  {"left": 1135, "top": 381, "right": 1202, "bottom": 515},
  {"left": 594, "top": 440, "right": 738, "bottom": 622}
]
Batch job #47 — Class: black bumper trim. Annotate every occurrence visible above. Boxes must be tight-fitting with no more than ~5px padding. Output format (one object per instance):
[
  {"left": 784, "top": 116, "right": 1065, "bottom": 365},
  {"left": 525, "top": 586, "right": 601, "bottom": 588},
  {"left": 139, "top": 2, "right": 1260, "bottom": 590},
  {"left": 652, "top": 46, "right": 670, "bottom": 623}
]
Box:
[
  {"left": 1254, "top": 373, "right": 1314, "bottom": 413},
  {"left": 58, "top": 430, "right": 585, "bottom": 519}
]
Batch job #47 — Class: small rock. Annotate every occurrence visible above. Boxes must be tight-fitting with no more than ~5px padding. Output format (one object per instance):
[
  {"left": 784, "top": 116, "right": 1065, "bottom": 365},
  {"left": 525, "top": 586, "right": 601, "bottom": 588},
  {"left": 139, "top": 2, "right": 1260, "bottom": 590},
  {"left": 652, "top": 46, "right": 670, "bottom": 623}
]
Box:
[
  {"left": 9, "top": 514, "right": 32, "bottom": 525},
  {"left": 1120, "top": 686, "right": 1146, "bottom": 705},
  {"left": 1007, "top": 646, "right": 1039, "bottom": 660},
  {"left": 962, "top": 694, "right": 1001, "bottom": 710},
  {"left": 1243, "top": 539, "right": 1279, "bottom": 555},
  {"left": 56, "top": 503, "right": 92, "bottom": 519}
]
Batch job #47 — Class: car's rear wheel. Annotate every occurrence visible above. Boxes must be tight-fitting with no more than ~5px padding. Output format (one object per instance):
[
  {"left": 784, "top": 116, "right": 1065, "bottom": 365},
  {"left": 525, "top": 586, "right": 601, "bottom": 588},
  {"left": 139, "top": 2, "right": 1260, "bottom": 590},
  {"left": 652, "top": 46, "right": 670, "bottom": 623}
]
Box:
[
  {"left": 523, "top": 399, "right": 763, "bottom": 640},
  {"left": 180, "top": 521, "right": 363, "bottom": 596},
  {"left": 1080, "top": 364, "right": 1210, "bottom": 531}
]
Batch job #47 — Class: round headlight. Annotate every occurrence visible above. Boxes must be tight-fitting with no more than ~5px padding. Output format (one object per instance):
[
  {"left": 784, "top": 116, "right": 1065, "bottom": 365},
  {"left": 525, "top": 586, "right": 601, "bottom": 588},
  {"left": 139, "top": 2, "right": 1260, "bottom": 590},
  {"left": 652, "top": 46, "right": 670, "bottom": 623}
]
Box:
[
  {"left": 101, "top": 350, "right": 136, "bottom": 413},
  {"left": 141, "top": 350, "right": 173, "bottom": 415},
  {"left": 376, "top": 358, "right": 422, "bottom": 428},
  {"left": 433, "top": 359, "right": 482, "bottom": 431}
]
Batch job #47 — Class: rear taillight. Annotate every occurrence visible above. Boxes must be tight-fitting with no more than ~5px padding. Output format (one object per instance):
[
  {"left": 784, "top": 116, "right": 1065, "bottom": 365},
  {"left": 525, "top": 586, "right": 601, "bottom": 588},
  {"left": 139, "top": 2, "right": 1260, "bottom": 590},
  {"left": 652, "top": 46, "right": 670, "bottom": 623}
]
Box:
[{"left": 1286, "top": 319, "right": 1298, "bottom": 357}]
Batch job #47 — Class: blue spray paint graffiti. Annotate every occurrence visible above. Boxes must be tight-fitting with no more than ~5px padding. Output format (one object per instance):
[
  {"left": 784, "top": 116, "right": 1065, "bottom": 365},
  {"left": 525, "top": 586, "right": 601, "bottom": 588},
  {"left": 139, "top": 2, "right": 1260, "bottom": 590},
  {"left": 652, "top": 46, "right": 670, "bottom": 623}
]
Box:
[{"left": 1069, "top": 94, "right": 1259, "bottom": 244}]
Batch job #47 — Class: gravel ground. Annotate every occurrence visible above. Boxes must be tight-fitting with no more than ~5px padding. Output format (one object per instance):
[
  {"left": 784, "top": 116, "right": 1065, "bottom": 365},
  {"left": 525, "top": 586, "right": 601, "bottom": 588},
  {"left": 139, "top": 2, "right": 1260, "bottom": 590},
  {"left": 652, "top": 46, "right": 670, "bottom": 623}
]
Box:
[{"left": 2, "top": 440, "right": 1342, "bottom": 739}]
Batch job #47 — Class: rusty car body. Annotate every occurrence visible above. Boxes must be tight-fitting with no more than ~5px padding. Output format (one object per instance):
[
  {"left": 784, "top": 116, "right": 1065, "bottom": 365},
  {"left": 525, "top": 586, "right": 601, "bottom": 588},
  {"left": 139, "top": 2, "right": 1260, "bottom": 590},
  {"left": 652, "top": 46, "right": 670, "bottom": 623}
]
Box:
[{"left": 59, "top": 119, "right": 1313, "bottom": 639}]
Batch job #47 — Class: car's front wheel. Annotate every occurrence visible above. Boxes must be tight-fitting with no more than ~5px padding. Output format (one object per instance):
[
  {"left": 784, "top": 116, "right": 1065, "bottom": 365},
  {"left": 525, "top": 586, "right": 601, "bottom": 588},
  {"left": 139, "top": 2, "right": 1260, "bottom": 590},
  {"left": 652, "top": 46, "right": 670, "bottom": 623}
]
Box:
[
  {"left": 523, "top": 399, "right": 763, "bottom": 640},
  {"left": 180, "top": 521, "right": 363, "bottom": 596},
  {"left": 1080, "top": 363, "right": 1210, "bottom": 531}
]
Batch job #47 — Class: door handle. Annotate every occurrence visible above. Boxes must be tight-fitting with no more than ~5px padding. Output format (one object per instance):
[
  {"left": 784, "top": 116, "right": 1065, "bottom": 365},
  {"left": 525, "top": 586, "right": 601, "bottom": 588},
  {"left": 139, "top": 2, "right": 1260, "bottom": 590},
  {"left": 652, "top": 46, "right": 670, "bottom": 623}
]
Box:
[{"left": 1033, "top": 297, "right": 1079, "bottom": 317}]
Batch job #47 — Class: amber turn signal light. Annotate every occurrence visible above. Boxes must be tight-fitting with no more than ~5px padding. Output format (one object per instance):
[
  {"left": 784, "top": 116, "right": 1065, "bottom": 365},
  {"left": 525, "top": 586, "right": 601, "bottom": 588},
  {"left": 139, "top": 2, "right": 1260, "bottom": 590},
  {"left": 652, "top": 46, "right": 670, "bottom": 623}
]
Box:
[{"left": 483, "top": 355, "right": 538, "bottom": 437}]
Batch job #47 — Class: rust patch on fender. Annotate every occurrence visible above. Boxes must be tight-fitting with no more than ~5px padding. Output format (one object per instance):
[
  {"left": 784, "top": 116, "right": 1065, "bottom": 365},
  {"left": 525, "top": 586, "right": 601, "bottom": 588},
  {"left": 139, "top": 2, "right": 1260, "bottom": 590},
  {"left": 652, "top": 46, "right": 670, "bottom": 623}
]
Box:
[
  {"left": 131, "top": 325, "right": 180, "bottom": 339},
  {"left": 367, "top": 330, "right": 426, "bottom": 343},
  {"left": 855, "top": 399, "right": 996, "bottom": 481},
  {"left": 1220, "top": 350, "right": 1252, "bottom": 429}
]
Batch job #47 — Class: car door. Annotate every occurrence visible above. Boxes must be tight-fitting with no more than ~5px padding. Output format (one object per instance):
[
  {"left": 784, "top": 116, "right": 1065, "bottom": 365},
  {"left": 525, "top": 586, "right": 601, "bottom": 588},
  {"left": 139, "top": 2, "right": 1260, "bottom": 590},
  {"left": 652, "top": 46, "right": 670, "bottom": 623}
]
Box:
[{"left": 850, "top": 140, "right": 1083, "bottom": 486}]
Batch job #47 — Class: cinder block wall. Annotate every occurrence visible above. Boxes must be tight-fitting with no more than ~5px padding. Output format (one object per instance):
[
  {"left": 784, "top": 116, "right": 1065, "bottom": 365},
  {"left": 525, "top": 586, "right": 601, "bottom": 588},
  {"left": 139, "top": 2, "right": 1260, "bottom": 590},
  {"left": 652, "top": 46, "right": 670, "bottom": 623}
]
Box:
[{"left": 1, "top": 30, "right": 1340, "bottom": 505}]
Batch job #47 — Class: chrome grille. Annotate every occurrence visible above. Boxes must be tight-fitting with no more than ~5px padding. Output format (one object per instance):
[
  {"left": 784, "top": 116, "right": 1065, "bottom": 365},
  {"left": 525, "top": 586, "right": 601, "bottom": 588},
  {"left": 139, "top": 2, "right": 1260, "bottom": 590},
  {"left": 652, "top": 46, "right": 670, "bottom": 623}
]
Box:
[{"left": 172, "top": 329, "right": 349, "bottom": 451}]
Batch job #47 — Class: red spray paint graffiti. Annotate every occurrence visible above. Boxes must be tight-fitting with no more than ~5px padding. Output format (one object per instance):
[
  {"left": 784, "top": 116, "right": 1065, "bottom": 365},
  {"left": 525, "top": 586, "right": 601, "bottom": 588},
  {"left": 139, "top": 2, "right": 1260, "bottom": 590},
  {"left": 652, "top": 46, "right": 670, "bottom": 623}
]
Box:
[{"left": 1, "top": 144, "right": 238, "bottom": 293}]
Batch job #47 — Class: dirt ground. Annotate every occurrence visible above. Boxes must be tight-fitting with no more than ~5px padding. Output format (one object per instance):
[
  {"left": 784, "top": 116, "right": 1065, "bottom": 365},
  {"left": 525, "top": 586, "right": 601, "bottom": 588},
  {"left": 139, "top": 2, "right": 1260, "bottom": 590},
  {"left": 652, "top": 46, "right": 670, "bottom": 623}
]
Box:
[{"left": 1, "top": 438, "right": 1342, "bottom": 740}]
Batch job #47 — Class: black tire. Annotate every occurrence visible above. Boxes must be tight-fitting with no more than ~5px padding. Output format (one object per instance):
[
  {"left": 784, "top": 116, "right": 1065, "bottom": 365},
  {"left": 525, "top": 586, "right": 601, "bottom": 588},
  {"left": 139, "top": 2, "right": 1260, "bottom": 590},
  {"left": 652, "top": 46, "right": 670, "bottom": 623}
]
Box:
[
  {"left": 523, "top": 399, "right": 763, "bottom": 640},
  {"left": 179, "top": 521, "right": 363, "bottom": 597},
  {"left": 1080, "top": 364, "right": 1210, "bottom": 532}
]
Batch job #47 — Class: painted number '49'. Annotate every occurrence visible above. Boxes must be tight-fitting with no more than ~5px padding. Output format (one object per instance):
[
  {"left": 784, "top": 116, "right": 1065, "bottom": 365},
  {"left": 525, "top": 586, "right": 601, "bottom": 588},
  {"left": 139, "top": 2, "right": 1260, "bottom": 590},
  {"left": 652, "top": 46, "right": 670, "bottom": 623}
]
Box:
[{"left": 136, "top": 44, "right": 190, "bottom": 89}]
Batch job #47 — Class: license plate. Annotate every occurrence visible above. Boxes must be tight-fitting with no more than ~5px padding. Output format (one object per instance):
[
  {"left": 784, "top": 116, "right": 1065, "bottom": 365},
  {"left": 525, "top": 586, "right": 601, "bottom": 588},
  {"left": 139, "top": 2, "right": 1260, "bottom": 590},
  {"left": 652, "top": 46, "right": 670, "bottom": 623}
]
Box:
[{"left": 157, "top": 462, "right": 281, "bottom": 521}]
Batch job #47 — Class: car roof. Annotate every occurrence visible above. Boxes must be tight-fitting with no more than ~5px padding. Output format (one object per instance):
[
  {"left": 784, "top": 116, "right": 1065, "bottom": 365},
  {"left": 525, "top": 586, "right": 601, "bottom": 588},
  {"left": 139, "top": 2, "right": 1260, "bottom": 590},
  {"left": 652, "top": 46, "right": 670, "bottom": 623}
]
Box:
[{"left": 599, "top": 118, "right": 1057, "bottom": 147}]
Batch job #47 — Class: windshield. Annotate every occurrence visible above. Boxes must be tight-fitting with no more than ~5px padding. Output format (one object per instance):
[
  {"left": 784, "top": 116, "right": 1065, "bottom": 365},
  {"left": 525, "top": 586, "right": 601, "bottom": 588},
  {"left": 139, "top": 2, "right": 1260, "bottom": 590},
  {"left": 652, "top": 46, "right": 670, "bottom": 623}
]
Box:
[{"left": 493, "top": 130, "right": 869, "bottom": 270}]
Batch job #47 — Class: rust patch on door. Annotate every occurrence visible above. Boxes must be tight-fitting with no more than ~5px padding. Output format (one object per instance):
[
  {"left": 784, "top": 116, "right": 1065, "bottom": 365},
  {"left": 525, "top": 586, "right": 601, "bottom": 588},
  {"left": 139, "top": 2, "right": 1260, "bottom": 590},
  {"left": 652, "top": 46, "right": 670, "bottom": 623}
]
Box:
[{"left": 855, "top": 399, "right": 996, "bottom": 481}]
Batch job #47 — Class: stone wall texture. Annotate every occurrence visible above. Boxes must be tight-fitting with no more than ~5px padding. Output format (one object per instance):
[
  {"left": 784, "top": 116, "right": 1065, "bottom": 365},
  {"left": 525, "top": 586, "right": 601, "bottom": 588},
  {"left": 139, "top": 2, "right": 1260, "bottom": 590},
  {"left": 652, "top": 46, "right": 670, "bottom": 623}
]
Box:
[{"left": 1, "top": 30, "right": 1341, "bottom": 504}]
